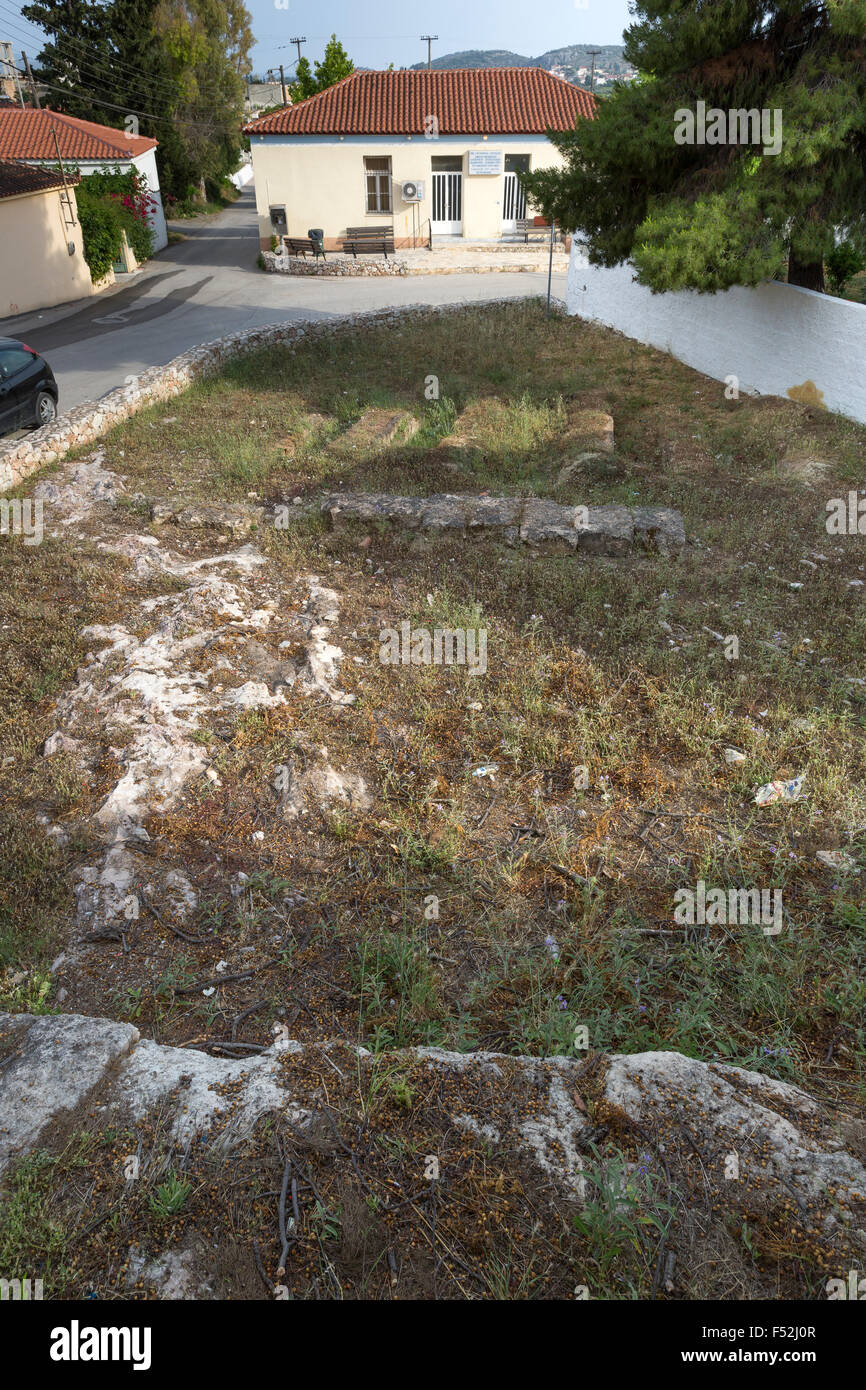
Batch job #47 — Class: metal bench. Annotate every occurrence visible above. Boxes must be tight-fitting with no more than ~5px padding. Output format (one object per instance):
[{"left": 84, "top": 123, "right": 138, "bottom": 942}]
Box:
[
  {"left": 282, "top": 235, "right": 326, "bottom": 260},
  {"left": 341, "top": 226, "right": 396, "bottom": 259}
]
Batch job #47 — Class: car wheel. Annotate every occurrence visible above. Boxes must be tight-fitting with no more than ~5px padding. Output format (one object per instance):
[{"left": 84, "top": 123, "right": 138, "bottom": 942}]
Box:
[{"left": 32, "top": 391, "right": 57, "bottom": 428}]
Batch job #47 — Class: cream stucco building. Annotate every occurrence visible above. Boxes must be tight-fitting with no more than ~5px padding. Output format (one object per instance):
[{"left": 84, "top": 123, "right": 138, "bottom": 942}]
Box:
[
  {"left": 245, "top": 68, "right": 596, "bottom": 250},
  {"left": 0, "top": 105, "right": 167, "bottom": 253},
  {"left": 0, "top": 158, "right": 92, "bottom": 317}
]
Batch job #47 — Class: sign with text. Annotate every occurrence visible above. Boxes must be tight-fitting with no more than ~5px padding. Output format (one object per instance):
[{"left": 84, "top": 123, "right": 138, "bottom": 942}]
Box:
[{"left": 468, "top": 149, "right": 503, "bottom": 176}]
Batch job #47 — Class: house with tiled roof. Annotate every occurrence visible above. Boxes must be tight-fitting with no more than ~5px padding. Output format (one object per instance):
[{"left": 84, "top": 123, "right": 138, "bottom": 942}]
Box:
[
  {"left": 0, "top": 104, "right": 167, "bottom": 250},
  {"left": 0, "top": 157, "right": 93, "bottom": 315},
  {"left": 243, "top": 68, "right": 596, "bottom": 250}
]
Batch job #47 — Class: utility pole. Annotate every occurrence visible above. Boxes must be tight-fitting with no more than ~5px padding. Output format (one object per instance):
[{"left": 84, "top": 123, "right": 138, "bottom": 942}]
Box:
[
  {"left": 587, "top": 49, "right": 602, "bottom": 94},
  {"left": 290, "top": 36, "right": 306, "bottom": 65},
  {"left": 22, "top": 50, "right": 40, "bottom": 108},
  {"left": 420, "top": 35, "right": 438, "bottom": 71},
  {"left": 267, "top": 65, "right": 289, "bottom": 105}
]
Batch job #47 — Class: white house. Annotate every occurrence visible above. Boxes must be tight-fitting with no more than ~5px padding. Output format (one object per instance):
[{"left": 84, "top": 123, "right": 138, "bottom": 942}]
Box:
[
  {"left": 244, "top": 68, "right": 596, "bottom": 250},
  {"left": 0, "top": 104, "right": 167, "bottom": 251}
]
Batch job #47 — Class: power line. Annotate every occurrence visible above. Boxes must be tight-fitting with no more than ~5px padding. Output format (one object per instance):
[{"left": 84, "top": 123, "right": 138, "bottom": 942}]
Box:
[
  {"left": 0, "top": 14, "right": 249, "bottom": 129},
  {"left": 3, "top": 58, "right": 243, "bottom": 132}
]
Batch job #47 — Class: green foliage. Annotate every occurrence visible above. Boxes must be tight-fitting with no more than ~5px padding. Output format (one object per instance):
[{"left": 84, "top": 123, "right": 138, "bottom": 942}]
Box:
[
  {"left": 75, "top": 170, "right": 154, "bottom": 280},
  {"left": 289, "top": 35, "right": 354, "bottom": 102},
  {"left": 22, "top": 0, "right": 253, "bottom": 201},
  {"left": 290, "top": 57, "right": 317, "bottom": 102},
  {"left": 522, "top": 0, "right": 866, "bottom": 294},
  {"left": 76, "top": 186, "right": 123, "bottom": 280},
  {"left": 314, "top": 34, "right": 354, "bottom": 89},
  {"left": 149, "top": 1171, "right": 192, "bottom": 1219},
  {"left": 826, "top": 239, "right": 866, "bottom": 296}
]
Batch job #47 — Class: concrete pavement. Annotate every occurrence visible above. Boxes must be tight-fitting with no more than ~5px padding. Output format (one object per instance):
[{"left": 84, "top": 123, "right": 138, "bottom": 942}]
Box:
[{"left": 1, "top": 189, "right": 566, "bottom": 415}]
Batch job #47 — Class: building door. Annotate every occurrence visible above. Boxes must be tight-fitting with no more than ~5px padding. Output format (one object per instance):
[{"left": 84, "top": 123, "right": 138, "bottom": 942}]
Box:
[
  {"left": 502, "top": 155, "right": 529, "bottom": 234},
  {"left": 431, "top": 157, "right": 463, "bottom": 234}
]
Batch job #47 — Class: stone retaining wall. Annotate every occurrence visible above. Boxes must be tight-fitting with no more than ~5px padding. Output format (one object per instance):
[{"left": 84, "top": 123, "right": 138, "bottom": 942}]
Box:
[
  {"left": 0, "top": 298, "right": 552, "bottom": 492},
  {"left": 262, "top": 249, "right": 568, "bottom": 278},
  {"left": 262, "top": 250, "right": 408, "bottom": 277}
]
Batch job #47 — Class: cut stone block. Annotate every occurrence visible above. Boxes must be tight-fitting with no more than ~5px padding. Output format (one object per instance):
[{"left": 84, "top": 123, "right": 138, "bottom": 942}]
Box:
[
  {"left": 465, "top": 496, "right": 523, "bottom": 529},
  {"left": 322, "top": 492, "right": 424, "bottom": 529},
  {"left": 565, "top": 408, "right": 615, "bottom": 453},
  {"left": 445, "top": 399, "right": 514, "bottom": 447},
  {"left": 520, "top": 498, "right": 581, "bottom": 549},
  {"left": 576, "top": 504, "right": 634, "bottom": 557},
  {"left": 631, "top": 506, "right": 687, "bottom": 554},
  {"left": 329, "top": 409, "right": 420, "bottom": 455},
  {"left": 421, "top": 494, "right": 471, "bottom": 530},
  {"left": 321, "top": 491, "right": 684, "bottom": 558}
]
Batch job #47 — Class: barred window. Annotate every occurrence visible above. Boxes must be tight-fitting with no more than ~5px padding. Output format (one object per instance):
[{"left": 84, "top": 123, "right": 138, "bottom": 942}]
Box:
[{"left": 364, "top": 156, "right": 392, "bottom": 213}]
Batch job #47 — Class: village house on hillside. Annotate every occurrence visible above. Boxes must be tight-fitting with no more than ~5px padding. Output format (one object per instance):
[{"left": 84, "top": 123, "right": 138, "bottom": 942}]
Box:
[
  {"left": 0, "top": 102, "right": 167, "bottom": 251},
  {"left": 244, "top": 68, "right": 596, "bottom": 250}
]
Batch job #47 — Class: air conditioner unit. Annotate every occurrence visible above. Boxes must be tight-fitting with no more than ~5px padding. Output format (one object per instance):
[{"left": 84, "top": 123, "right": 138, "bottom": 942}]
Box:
[{"left": 401, "top": 180, "right": 425, "bottom": 202}]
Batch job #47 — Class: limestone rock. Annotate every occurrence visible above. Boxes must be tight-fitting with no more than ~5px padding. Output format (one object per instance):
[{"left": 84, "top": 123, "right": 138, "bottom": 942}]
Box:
[
  {"left": 150, "top": 500, "right": 265, "bottom": 537},
  {"left": 631, "top": 506, "right": 687, "bottom": 554},
  {"left": 0, "top": 1013, "right": 139, "bottom": 1168}
]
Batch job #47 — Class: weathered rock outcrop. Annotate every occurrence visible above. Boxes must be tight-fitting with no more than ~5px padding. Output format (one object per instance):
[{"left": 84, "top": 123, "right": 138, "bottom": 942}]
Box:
[{"left": 2, "top": 1014, "right": 864, "bottom": 1257}]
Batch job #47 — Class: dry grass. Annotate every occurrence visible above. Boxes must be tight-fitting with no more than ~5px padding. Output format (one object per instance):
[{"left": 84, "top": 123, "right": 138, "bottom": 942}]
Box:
[{"left": 1, "top": 300, "right": 865, "bottom": 1299}]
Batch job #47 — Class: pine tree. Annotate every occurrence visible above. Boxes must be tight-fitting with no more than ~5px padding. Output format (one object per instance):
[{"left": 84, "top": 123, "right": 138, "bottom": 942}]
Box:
[{"left": 522, "top": 0, "right": 866, "bottom": 293}]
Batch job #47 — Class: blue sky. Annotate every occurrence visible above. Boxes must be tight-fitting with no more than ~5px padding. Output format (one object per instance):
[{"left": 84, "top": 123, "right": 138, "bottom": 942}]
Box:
[{"left": 1, "top": 0, "right": 634, "bottom": 82}]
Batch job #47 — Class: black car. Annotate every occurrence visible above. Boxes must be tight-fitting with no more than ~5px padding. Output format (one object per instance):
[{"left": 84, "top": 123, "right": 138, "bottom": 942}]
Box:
[{"left": 0, "top": 338, "right": 58, "bottom": 435}]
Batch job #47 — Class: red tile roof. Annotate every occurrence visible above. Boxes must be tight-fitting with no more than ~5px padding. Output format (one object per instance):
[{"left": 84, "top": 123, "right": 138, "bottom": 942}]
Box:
[
  {"left": 244, "top": 68, "right": 596, "bottom": 136},
  {"left": 0, "top": 106, "right": 156, "bottom": 161},
  {"left": 0, "top": 156, "right": 79, "bottom": 200}
]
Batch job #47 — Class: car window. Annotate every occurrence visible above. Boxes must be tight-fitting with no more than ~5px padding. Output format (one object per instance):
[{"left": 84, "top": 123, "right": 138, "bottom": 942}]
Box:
[{"left": 0, "top": 348, "right": 36, "bottom": 379}]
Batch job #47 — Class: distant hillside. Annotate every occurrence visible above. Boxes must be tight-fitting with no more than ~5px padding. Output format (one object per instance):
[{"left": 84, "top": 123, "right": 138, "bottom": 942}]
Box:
[
  {"left": 410, "top": 44, "right": 633, "bottom": 88},
  {"left": 412, "top": 49, "right": 536, "bottom": 69}
]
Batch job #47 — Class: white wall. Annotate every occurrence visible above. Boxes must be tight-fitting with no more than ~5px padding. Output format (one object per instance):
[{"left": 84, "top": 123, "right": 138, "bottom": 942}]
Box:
[
  {"left": 230, "top": 160, "right": 254, "bottom": 190},
  {"left": 566, "top": 243, "right": 866, "bottom": 425},
  {"left": 131, "top": 149, "right": 167, "bottom": 252}
]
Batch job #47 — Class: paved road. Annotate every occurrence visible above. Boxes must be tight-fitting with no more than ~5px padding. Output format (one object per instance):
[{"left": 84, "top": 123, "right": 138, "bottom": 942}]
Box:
[{"left": 1, "top": 189, "right": 566, "bottom": 415}]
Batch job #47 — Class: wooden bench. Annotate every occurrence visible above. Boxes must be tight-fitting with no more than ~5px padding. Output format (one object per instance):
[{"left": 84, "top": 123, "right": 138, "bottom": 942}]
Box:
[
  {"left": 514, "top": 218, "right": 563, "bottom": 243},
  {"left": 341, "top": 226, "right": 396, "bottom": 259},
  {"left": 282, "top": 236, "right": 326, "bottom": 260}
]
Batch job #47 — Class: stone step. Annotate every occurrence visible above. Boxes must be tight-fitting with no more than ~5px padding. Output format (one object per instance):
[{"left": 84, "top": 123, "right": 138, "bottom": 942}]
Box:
[{"left": 321, "top": 492, "right": 685, "bottom": 556}]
